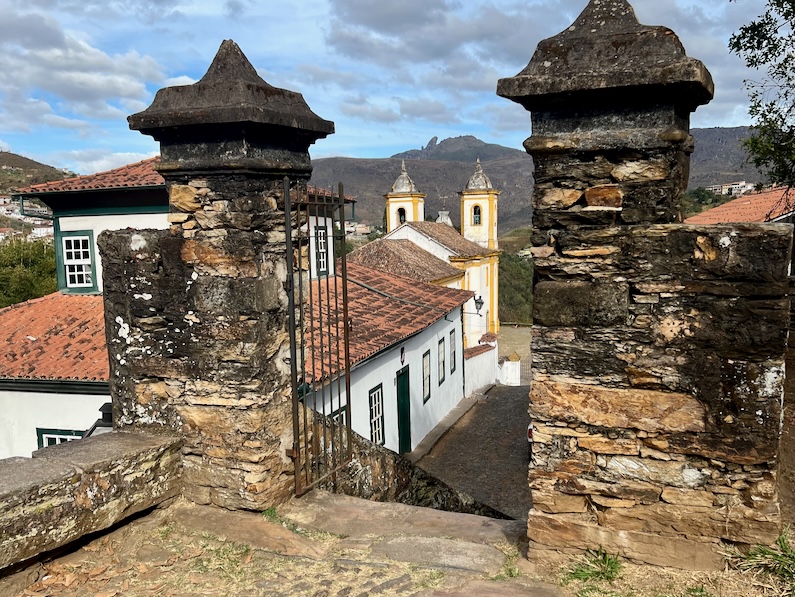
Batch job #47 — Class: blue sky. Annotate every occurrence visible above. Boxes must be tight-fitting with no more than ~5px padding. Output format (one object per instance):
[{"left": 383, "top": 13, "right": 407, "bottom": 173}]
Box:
[{"left": 0, "top": 0, "right": 767, "bottom": 174}]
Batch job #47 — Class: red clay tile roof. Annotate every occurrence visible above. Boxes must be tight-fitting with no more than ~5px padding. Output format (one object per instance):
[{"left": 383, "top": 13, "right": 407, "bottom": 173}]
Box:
[
  {"left": 0, "top": 267, "right": 467, "bottom": 385},
  {"left": 16, "top": 158, "right": 163, "bottom": 194},
  {"left": 16, "top": 157, "right": 354, "bottom": 200},
  {"left": 347, "top": 239, "right": 464, "bottom": 284},
  {"left": 400, "top": 221, "right": 496, "bottom": 258},
  {"left": 306, "top": 262, "right": 473, "bottom": 380},
  {"left": 684, "top": 187, "right": 795, "bottom": 224},
  {"left": 464, "top": 344, "right": 495, "bottom": 360},
  {"left": 479, "top": 332, "right": 498, "bottom": 343},
  {"left": 0, "top": 293, "right": 108, "bottom": 382}
]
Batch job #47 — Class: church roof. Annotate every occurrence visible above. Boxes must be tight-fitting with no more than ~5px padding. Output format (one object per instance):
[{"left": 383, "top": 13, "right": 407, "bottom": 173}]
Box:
[
  {"left": 347, "top": 239, "right": 463, "bottom": 284},
  {"left": 465, "top": 158, "right": 493, "bottom": 191},
  {"left": 401, "top": 221, "right": 496, "bottom": 258},
  {"left": 390, "top": 160, "right": 418, "bottom": 194}
]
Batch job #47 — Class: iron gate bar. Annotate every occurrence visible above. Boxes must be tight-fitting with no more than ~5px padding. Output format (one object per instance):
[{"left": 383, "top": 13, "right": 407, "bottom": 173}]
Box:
[{"left": 285, "top": 177, "right": 353, "bottom": 496}]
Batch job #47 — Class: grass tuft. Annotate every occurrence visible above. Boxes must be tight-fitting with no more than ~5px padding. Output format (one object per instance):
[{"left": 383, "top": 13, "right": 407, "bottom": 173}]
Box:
[
  {"left": 565, "top": 546, "right": 623, "bottom": 584},
  {"left": 723, "top": 526, "right": 794, "bottom": 596}
]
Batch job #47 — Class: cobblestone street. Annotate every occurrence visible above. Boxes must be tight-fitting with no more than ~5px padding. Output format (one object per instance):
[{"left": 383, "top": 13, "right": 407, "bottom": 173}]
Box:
[{"left": 416, "top": 385, "right": 532, "bottom": 520}]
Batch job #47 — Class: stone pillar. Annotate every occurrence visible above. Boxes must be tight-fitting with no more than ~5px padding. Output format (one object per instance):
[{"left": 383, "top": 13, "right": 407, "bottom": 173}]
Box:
[
  {"left": 498, "top": 0, "right": 791, "bottom": 569},
  {"left": 100, "top": 40, "right": 333, "bottom": 510}
]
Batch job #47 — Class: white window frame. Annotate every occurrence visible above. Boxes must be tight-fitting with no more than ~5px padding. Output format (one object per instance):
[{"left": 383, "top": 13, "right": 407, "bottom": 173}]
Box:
[
  {"left": 62, "top": 235, "right": 93, "bottom": 288},
  {"left": 438, "top": 338, "right": 445, "bottom": 385},
  {"left": 369, "top": 384, "right": 385, "bottom": 445},
  {"left": 423, "top": 350, "right": 431, "bottom": 403},
  {"left": 315, "top": 225, "right": 328, "bottom": 275},
  {"left": 450, "top": 329, "right": 456, "bottom": 374}
]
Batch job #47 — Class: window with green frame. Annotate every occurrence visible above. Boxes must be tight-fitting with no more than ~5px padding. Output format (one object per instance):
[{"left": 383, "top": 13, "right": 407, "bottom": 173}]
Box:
[
  {"left": 36, "top": 428, "right": 84, "bottom": 449},
  {"left": 57, "top": 230, "right": 98, "bottom": 292}
]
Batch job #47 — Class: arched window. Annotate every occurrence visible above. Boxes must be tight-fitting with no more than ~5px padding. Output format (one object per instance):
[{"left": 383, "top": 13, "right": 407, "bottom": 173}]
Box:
[
  {"left": 472, "top": 205, "right": 482, "bottom": 226},
  {"left": 398, "top": 208, "right": 406, "bottom": 224}
]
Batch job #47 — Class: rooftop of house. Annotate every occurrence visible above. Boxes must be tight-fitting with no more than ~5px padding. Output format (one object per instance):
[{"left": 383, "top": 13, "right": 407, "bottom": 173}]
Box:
[
  {"left": 306, "top": 262, "right": 473, "bottom": 381},
  {"left": 0, "top": 292, "right": 108, "bottom": 382},
  {"left": 16, "top": 158, "right": 163, "bottom": 194},
  {"left": 1, "top": 263, "right": 471, "bottom": 385},
  {"left": 396, "top": 221, "right": 497, "bottom": 258},
  {"left": 347, "top": 239, "right": 464, "bottom": 284},
  {"left": 684, "top": 187, "right": 795, "bottom": 224},
  {"left": 14, "top": 157, "right": 354, "bottom": 201}
]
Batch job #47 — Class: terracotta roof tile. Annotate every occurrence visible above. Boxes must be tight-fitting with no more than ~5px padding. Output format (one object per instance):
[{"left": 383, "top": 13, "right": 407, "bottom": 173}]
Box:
[
  {"left": 401, "top": 221, "right": 496, "bottom": 258},
  {"left": 684, "top": 187, "right": 795, "bottom": 224},
  {"left": 16, "top": 158, "right": 163, "bottom": 194},
  {"left": 479, "top": 332, "right": 498, "bottom": 343},
  {"left": 347, "top": 239, "right": 464, "bottom": 284},
  {"left": 306, "top": 262, "right": 473, "bottom": 380},
  {"left": 0, "top": 293, "right": 108, "bottom": 382},
  {"left": 464, "top": 344, "right": 495, "bottom": 359},
  {"left": 0, "top": 269, "right": 467, "bottom": 385},
  {"left": 16, "top": 157, "right": 354, "bottom": 200}
]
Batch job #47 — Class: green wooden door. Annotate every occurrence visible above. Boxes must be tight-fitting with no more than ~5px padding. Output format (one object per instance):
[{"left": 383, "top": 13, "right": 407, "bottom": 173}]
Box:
[{"left": 396, "top": 366, "right": 411, "bottom": 454}]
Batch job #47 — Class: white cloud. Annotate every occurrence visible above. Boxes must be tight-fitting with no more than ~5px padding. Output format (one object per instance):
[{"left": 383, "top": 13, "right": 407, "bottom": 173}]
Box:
[
  {"left": 0, "top": 139, "right": 10, "bottom": 151},
  {"left": 51, "top": 149, "right": 156, "bottom": 174}
]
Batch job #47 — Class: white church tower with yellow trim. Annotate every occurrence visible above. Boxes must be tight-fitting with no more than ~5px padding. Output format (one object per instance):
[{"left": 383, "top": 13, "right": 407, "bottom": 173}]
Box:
[
  {"left": 385, "top": 160, "right": 426, "bottom": 233},
  {"left": 459, "top": 158, "right": 500, "bottom": 250}
]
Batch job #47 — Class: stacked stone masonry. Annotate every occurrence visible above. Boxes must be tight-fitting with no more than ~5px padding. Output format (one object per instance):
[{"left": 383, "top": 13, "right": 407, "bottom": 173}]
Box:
[
  {"left": 527, "top": 223, "right": 790, "bottom": 569},
  {"left": 497, "top": 0, "right": 791, "bottom": 570},
  {"left": 100, "top": 178, "right": 299, "bottom": 511}
]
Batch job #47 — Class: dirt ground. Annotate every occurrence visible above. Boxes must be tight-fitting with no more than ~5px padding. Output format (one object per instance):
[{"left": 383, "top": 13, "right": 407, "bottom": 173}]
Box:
[
  {"left": 497, "top": 325, "right": 532, "bottom": 360},
  {"left": 3, "top": 498, "right": 791, "bottom": 597}
]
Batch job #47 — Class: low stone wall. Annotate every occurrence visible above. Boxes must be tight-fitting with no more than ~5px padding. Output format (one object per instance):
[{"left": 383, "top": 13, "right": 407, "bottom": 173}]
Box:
[
  {"left": 0, "top": 432, "right": 181, "bottom": 572},
  {"left": 321, "top": 426, "right": 509, "bottom": 520},
  {"left": 528, "top": 223, "right": 790, "bottom": 570}
]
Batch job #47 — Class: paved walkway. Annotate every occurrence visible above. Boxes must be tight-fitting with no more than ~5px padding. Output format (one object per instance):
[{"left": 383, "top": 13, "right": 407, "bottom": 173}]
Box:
[{"left": 416, "top": 385, "right": 532, "bottom": 520}]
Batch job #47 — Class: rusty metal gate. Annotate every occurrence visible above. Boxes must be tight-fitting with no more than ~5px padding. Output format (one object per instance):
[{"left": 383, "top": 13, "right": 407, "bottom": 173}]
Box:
[{"left": 284, "top": 178, "right": 353, "bottom": 495}]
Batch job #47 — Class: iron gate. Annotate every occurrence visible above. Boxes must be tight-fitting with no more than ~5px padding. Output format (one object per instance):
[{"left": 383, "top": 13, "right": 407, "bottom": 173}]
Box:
[{"left": 284, "top": 178, "right": 353, "bottom": 495}]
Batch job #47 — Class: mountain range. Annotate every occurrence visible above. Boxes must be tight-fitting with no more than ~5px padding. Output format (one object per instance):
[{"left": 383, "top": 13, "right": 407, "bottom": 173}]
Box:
[
  {"left": 0, "top": 127, "right": 763, "bottom": 234},
  {"left": 0, "top": 151, "right": 74, "bottom": 196},
  {"left": 311, "top": 127, "right": 763, "bottom": 232}
]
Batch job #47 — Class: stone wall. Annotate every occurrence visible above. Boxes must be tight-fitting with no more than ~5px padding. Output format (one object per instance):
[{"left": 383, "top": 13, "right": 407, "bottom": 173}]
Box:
[
  {"left": 527, "top": 224, "right": 790, "bottom": 569},
  {"left": 100, "top": 216, "right": 296, "bottom": 510},
  {"left": 0, "top": 432, "right": 181, "bottom": 572},
  {"left": 99, "top": 40, "right": 334, "bottom": 511},
  {"left": 497, "top": 0, "right": 791, "bottom": 570},
  {"left": 325, "top": 426, "right": 509, "bottom": 519}
]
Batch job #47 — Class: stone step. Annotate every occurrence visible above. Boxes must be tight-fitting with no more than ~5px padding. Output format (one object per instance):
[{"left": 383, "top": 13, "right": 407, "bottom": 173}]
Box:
[{"left": 280, "top": 490, "right": 527, "bottom": 546}]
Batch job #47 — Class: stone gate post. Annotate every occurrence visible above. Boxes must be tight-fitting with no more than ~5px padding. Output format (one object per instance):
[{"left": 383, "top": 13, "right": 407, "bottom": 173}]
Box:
[
  {"left": 498, "top": 0, "right": 791, "bottom": 569},
  {"left": 99, "top": 40, "right": 333, "bottom": 509}
]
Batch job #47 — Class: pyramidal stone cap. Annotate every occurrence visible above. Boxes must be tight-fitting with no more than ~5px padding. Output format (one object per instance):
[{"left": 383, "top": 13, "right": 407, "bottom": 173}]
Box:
[
  {"left": 497, "top": 0, "right": 714, "bottom": 112},
  {"left": 128, "top": 40, "right": 334, "bottom": 140}
]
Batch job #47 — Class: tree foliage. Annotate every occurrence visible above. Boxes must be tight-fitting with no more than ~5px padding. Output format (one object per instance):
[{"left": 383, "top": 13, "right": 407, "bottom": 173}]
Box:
[
  {"left": 680, "top": 187, "right": 727, "bottom": 217},
  {"left": 0, "top": 238, "right": 57, "bottom": 308},
  {"left": 499, "top": 252, "right": 533, "bottom": 324},
  {"left": 729, "top": 1, "right": 795, "bottom": 187}
]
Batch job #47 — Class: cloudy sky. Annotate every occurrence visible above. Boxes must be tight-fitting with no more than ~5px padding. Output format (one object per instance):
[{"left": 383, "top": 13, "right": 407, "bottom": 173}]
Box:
[{"left": 0, "top": 0, "right": 767, "bottom": 174}]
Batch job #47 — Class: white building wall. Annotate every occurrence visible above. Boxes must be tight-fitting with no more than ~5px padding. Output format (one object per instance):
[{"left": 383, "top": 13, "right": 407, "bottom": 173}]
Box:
[
  {"left": 0, "top": 389, "right": 109, "bottom": 458},
  {"left": 386, "top": 226, "right": 453, "bottom": 263},
  {"left": 313, "top": 308, "right": 465, "bottom": 454},
  {"left": 464, "top": 346, "right": 497, "bottom": 396},
  {"left": 59, "top": 214, "right": 169, "bottom": 291},
  {"left": 348, "top": 309, "right": 464, "bottom": 453}
]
